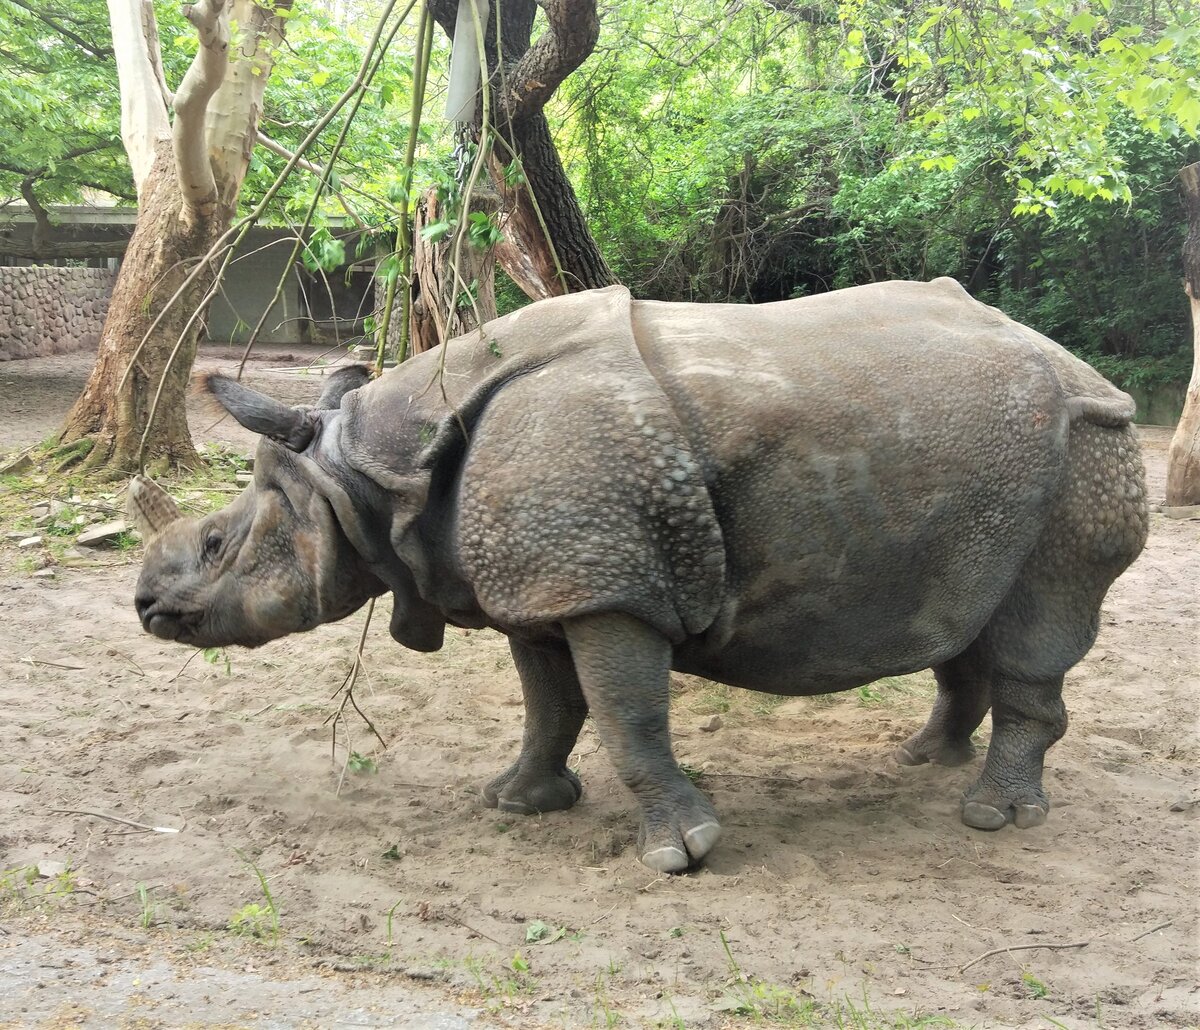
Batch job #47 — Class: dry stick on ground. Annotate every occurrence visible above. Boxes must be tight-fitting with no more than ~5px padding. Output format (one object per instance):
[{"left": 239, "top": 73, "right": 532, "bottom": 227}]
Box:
[
  {"left": 958, "top": 940, "right": 1090, "bottom": 974},
  {"left": 1130, "top": 920, "right": 1174, "bottom": 942},
  {"left": 49, "top": 809, "right": 183, "bottom": 833}
]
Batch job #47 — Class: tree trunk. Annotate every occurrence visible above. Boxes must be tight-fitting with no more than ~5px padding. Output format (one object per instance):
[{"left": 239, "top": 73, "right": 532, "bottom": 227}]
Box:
[
  {"left": 430, "top": 0, "right": 615, "bottom": 301},
  {"left": 59, "top": 141, "right": 228, "bottom": 473},
  {"left": 410, "top": 187, "right": 499, "bottom": 354},
  {"left": 57, "top": 0, "right": 288, "bottom": 475},
  {"left": 1166, "top": 162, "right": 1200, "bottom": 507},
  {"left": 491, "top": 112, "right": 614, "bottom": 297}
]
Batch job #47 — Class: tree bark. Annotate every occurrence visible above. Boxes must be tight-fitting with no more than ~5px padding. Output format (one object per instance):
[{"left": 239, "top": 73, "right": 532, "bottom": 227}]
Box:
[
  {"left": 59, "top": 141, "right": 227, "bottom": 473},
  {"left": 430, "top": 0, "right": 615, "bottom": 300},
  {"left": 59, "top": 0, "right": 288, "bottom": 474},
  {"left": 1166, "top": 162, "right": 1200, "bottom": 506},
  {"left": 410, "top": 187, "right": 499, "bottom": 354}
]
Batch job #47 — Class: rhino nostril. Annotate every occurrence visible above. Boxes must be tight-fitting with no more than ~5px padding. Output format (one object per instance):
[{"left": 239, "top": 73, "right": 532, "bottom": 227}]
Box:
[{"left": 135, "top": 591, "right": 155, "bottom": 621}]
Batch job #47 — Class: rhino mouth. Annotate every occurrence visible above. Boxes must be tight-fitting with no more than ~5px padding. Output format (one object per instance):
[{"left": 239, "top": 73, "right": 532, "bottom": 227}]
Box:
[{"left": 136, "top": 599, "right": 201, "bottom": 643}]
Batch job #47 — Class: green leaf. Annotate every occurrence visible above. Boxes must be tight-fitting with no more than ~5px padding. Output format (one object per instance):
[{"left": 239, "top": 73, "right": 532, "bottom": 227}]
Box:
[
  {"left": 1067, "top": 12, "right": 1099, "bottom": 36},
  {"left": 420, "top": 221, "right": 452, "bottom": 242}
]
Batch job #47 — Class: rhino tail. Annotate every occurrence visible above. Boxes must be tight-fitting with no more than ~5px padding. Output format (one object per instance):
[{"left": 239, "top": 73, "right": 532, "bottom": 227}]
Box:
[{"left": 1066, "top": 393, "right": 1136, "bottom": 427}]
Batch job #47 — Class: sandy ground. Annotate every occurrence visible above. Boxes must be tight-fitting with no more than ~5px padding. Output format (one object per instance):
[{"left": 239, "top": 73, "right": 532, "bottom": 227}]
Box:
[{"left": 0, "top": 348, "right": 1196, "bottom": 1029}]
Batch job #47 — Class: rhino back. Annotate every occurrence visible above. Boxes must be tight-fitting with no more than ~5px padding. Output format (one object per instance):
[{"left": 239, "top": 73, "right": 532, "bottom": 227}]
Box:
[{"left": 631, "top": 279, "right": 1083, "bottom": 692}]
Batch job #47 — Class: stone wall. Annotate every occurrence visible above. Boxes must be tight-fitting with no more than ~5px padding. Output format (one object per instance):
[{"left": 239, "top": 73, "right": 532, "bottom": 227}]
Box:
[{"left": 0, "top": 266, "right": 116, "bottom": 361}]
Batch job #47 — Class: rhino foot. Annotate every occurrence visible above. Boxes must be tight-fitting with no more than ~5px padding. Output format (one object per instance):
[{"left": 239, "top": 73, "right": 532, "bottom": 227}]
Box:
[
  {"left": 637, "top": 789, "right": 722, "bottom": 874},
  {"left": 482, "top": 763, "right": 582, "bottom": 815},
  {"left": 894, "top": 732, "right": 977, "bottom": 768},
  {"left": 961, "top": 785, "right": 1049, "bottom": 831}
]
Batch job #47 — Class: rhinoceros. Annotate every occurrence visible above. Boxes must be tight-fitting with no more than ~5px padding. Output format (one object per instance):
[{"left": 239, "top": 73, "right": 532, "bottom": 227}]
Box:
[{"left": 129, "top": 280, "right": 1148, "bottom": 872}]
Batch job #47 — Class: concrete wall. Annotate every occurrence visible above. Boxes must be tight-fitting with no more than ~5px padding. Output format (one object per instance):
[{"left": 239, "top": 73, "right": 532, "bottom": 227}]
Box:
[
  {"left": 1127, "top": 382, "right": 1187, "bottom": 427},
  {"left": 0, "top": 266, "right": 116, "bottom": 361}
]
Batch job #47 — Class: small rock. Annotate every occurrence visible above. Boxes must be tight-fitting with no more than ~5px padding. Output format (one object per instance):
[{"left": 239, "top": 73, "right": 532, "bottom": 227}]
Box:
[
  {"left": 48, "top": 500, "right": 70, "bottom": 516},
  {"left": 35, "top": 860, "right": 69, "bottom": 879},
  {"left": 699, "top": 714, "right": 723, "bottom": 732},
  {"left": 31, "top": 569, "right": 56, "bottom": 580},
  {"left": 235, "top": 471, "right": 254, "bottom": 484},
  {"left": 1168, "top": 796, "right": 1195, "bottom": 812},
  {"left": 76, "top": 519, "right": 128, "bottom": 547},
  {"left": 17, "top": 536, "right": 43, "bottom": 549},
  {"left": 5, "top": 531, "right": 28, "bottom": 541},
  {"left": 1, "top": 452, "right": 33, "bottom": 474},
  {"left": 1162, "top": 505, "right": 1200, "bottom": 520}
]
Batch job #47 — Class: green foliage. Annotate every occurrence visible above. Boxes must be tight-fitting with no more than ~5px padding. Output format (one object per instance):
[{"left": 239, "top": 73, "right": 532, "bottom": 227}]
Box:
[
  {"left": 553, "top": 0, "right": 1194, "bottom": 389},
  {"left": 230, "top": 850, "right": 280, "bottom": 943},
  {"left": 347, "top": 751, "right": 377, "bottom": 774},
  {"left": 0, "top": 1, "right": 138, "bottom": 207},
  {"left": 2, "top": 0, "right": 1191, "bottom": 393}
]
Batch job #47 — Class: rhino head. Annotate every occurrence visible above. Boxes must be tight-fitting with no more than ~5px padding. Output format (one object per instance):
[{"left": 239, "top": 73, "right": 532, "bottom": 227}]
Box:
[{"left": 129, "top": 366, "right": 386, "bottom": 649}]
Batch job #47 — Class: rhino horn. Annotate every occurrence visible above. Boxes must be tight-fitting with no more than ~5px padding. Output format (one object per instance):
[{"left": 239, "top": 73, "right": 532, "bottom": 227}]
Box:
[
  {"left": 205, "top": 373, "right": 315, "bottom": 451},
  {"left": 127, "top": 475, "right": 182, "bottom": 540}
]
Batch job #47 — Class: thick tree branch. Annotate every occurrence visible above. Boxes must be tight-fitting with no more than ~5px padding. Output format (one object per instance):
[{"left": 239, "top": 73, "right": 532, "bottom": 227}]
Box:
[
  {"left": 18, "top": 177, "right": 53, "bottom": 250},
  {"left": 106, "top": 0, "right": 172, "bottom": 194},
  {"left": 504, "top": 0, "right": 600, "bottom": 121},
  {"left": 204, "top": 0, "right": 292, "bottom": 207},
  {"left": 174, "top": 0, "right": 230, "bottom": 220},
  {"left": 428, "top": 0, "right": 600, "bottom": 122},
  {"left": 7, "top": 0, "right": 114, "bottom": 58}
]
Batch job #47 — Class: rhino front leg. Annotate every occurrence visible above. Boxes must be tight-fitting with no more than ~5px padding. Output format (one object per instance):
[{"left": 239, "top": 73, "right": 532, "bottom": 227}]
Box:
[
  {"left": 483, "top": 637, "right": 587, "bottom": 815},
  {"left": 564, "top": 612, "right": 721, "bottom": 874}
]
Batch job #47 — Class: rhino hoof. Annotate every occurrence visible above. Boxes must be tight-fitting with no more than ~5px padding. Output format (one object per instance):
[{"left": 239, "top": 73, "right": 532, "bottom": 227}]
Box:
[
  {"left": 895, "top": 735, "right": 976, "bottom": 767},
  {"left": 961, "top": 797, "right": 1049, "bottom": 831},
  {"left": 483, "top": 764, "right": 582, "bottom": 815},
  {"left": 894, "top": 743, "right": 928, "bottom": 767},
  {"left": 1013, "top": 802, "right": 1049, "bottom": 829},
  {"left": 637, "top": 814, "right": 722, "bottom": 873},
  {"left": 641, "top": 845, "right": 690, "bottom": 874},
  {"left": 961, "top": 800, "right": 1009, "bottom": 831}
]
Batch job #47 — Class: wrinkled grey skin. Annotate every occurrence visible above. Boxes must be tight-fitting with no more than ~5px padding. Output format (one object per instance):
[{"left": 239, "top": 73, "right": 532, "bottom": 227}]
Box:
[{"left": 131, "top": 280, "right": 1148, "bottom": 873}]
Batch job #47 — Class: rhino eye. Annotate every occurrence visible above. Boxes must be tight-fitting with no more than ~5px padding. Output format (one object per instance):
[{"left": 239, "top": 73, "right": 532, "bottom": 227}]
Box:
[{"left": 203, "top": 530, "right": 223, "bottom": 561}]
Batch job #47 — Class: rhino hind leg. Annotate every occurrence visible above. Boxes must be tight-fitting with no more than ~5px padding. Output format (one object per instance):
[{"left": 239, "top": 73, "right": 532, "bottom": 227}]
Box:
[
  {"left": 960, "top": 422, "right": 1147, "bottom": 831},
  {"left": 896, "top": 645, "right": 992, "bottom": 768},
  {"left": 565, "top": 612, "right": 721, "bottom": 874},
  {"left": 961, "top": 670, "right": 1066, "bottom": 830},
  {"left": 483, "top": 638, "right": 588, "bottom": 815}
]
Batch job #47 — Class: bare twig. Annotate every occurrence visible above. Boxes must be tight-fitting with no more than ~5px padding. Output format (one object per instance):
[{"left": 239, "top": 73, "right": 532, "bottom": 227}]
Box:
[
  {"left": 326, "top": 599, "right": 387, "bottom": 797},
  {"left": 49, "top": 809, "right": 183, "bottom": 834},
  {"left": 958, "top": 939, "right": 1090, "bottom": 974},
  {"left": 440, "top": 910, "right": 502, "bottom": 945},
  {"left": 1130, "top": 920, "right": 1174, "bottom": 943},
  {"left": 22, "top": 658, "right": 85, "bottom": 671}
]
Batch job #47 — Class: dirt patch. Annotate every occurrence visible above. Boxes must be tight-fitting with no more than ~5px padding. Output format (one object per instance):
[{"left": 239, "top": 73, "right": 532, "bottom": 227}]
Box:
[{"left": 0, "top": 365, "right": 1196, "bottom": 1028}]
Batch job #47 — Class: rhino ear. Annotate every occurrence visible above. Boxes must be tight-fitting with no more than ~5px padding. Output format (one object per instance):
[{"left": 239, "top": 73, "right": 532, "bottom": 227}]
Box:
[
  {"left": 314, "top": 365, "right": 371, "bottom": 410},
  {"left": 205, "top": 373, "right": 314, "bottom": 451},
  {"left": 127, "top": 475, "right": 182, "bottom": 541}
]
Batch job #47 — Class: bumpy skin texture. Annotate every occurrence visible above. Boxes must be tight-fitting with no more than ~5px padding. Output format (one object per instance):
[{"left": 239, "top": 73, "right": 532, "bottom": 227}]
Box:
[{"left": 132, "top": 279, "right": 1148, "bottom": 872}]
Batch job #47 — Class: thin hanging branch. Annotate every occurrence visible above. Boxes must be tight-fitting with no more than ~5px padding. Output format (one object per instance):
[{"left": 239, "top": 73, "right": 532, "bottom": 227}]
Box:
[{"left": 173, "top": 0, "right": 229, "bottom": 220}]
